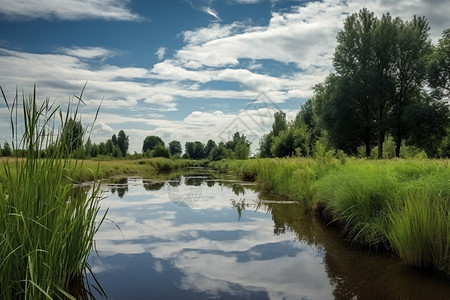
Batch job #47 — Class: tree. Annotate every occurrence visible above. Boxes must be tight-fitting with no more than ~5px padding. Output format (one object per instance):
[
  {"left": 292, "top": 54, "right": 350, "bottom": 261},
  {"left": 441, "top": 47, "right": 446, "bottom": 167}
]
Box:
[
  {"left": 204, "top": 139, "right": 217, "bottom": 158},
  {"left": 111, "top": 134, "right": 117, "bottom": 146},
  {"left": 62, "top": 118, "right": 83, "bottom": 153},
  {"left": 272, "top": 111, "right": 287, "bottom": 137},
  {"left": 333, "top": 8, "right": 385, "bottom": 157},
  {"left": 428, "top": 28, "right": 450, "bottom": 100},
  {"left": 90, "top": 143, "right": 99, "bottom": 158},
  {"left": 391, "top": 16, "right": 432, "bottom": 157},
  {"left": 270, "top": 125, "right": 310, "bottom": 157},
  {"left": 85, "top": 138, "right": 92, "bottom": 157},
  {"left": 312, "top": 75, "right": 367, "bottom": 155},
  {"left": 168, "top": 140, "right": 182, "bottom": 156},
  {"left": 153, "top": 144, "right": 170, "bottom": 158},
  {"left": 403, "top": 95, "right": 449, "bottom": 157},
  {"left": 209, "top": 142, "right": 232, "bottom": 161},
  {"left": 117, "top": 130, "right": 129, "bottom": 157},
  {"left": 2, "top": 141, "right": 12, "bottom": 157},
  {"left": 143, "top": 136, "right": 164, "bottom": 153},
  {"left": 258, "top": 132, "right": 273, "bottom": 158}
]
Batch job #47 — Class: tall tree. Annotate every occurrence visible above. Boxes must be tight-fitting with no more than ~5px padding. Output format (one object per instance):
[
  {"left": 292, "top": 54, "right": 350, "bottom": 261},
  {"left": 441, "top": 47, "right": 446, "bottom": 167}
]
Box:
[
  {"left": 272, "top": 111, "right": 287, "bottom": 137},
  {"left": 204, "top": 139, "right": 217, "bottom": 158},
  {"left": 62, "top": 118, "right": 83, "bottom": 153},
  {"left": 391, "top": 16, "right": 432, "bottom": 157},
  {"left": 428, "top": 28, "right": 450, "bottom": 100},
  {"left": 117, "top": 130, "right": 129, "bottom": 157},
  {"left": 168, "top": 140, "right": 182, "bottom": 156},
  {"left": 333, "top": 8, "right": 379, "bottom": 157}
]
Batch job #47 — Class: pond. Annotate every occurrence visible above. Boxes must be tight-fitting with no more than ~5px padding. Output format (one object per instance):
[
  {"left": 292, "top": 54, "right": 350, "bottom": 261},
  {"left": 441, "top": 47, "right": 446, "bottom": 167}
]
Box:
[{"left": 85, "top": 171, "right": 450, "bottom": 299}]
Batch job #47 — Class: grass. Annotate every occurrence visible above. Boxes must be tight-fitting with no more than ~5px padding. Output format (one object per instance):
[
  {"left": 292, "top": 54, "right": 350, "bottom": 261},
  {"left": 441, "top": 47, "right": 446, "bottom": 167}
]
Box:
[
  {"left": 0, "top": 86, "right": 105, "bottom": 299},
  {"left": 209, "top": 157, "right": 450, "bottom": 277}
]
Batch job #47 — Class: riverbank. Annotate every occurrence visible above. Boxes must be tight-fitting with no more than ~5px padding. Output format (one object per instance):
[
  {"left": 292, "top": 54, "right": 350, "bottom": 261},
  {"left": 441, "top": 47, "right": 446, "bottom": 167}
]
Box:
[
  {"left": 0, "top": 157, "right": 208, "bottom": 187},
  {"left": 209, "top": 158, "right": 450, "bottom": 278}
]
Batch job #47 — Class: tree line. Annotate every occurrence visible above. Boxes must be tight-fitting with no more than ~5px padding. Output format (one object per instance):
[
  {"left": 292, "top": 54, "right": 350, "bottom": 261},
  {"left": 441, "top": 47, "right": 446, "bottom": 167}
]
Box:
[
  {"left": 141, "top": 132, "right": 250, "bottom": 161},
  {"left": 261, "top": 9, "right": 449, "bottom": 159}
]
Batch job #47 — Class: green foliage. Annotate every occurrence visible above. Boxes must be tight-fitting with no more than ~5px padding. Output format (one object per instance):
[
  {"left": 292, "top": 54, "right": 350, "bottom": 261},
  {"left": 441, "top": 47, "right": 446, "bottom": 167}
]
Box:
[
  {"left": 2, "top": 141, "right": 12, "bottom": 157},
  {"left": 143, "top": 135, "right": 164, "bottom": 153},
  {"left": 0, "top": 86, "right": 105, "bottom": 299},
  {"left": 168, "top": 140, "right": 182, "bottom": 156},
  {"left": 210, "top": 157, "right": 450, "bottom": 276},
  {"left": 270, "top": 125, "right": 310, "bottom": 157},
  {"left": 152, "top": 143, "right": 170, "bottom": 158},
  {"left": 428, "top": 28, "right": 450, "bottom": 99},
  {"left": 62, "top": 117, "right": 84, "bottom": 153},
  {"left": 117, "top": 130, "right": 129, "bottom": 157},
  {"left": 185, "top": 141, "right": 206, "bottom": 159},
  {"left": 272, "top": 111, "right": 287, "bottom": 137}
]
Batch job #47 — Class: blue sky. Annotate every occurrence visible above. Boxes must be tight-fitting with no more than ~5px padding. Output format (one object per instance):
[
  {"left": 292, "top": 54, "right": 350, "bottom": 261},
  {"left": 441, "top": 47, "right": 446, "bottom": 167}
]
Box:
[{"left": 0, "top": 0, "right": 449, "bottom": 154}]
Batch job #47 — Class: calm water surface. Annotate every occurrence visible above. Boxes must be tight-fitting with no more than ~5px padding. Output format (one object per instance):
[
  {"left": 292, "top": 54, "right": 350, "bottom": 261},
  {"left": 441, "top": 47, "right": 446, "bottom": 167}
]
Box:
[{"left": 86, "top": 172, "right": 450, "bottom": 299}]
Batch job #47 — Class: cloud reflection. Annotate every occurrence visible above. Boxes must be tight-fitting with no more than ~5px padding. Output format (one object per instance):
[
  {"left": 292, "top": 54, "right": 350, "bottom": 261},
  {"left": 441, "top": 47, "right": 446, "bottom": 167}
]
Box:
[{"left": 90, "top": 177, "right": 333, "bottom": 299}]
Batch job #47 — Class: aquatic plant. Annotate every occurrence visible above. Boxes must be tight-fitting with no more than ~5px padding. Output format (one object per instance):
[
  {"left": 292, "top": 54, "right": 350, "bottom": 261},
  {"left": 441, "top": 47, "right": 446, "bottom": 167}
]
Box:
[{"left": 0, "top": 86, "right": 106, "bottom": 299}]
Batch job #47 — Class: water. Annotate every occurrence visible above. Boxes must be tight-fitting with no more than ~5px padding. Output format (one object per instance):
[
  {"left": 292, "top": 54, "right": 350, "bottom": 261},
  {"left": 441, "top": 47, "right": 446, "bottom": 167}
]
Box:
[{"left": 86, "top": 172, "right": 450, "bottom": 299}]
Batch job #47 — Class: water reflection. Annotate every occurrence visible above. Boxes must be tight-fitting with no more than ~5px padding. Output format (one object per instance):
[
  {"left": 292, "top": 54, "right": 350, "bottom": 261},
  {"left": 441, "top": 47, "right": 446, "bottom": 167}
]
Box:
[{"left": 87, "top": 173, "right": 450, "bottom": 299}]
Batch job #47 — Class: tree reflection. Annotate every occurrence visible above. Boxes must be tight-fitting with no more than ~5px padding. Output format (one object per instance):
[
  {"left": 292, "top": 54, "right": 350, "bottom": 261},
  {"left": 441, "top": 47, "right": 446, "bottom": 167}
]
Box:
[
  {"left": 143, "top": 181, "right": 165, "bottom": 191},
  {"left": 263, "top": 201, "right": 450, "bottom": 299}
]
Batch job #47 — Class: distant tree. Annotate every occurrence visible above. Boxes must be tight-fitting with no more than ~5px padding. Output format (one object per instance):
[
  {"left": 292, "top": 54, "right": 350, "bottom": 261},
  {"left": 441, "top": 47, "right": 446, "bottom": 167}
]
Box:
[
  {"left": 230, "top": 132, "right": 250, "bottom": 159},
  {"left": 185, "top": 141, "right": 205, "bottom": 159},
  {"left": 168, "top": 140, "right": 182, "bottom": 156},
  {"left": 143, "top": 136, "right": 164, "bottom": 153},
  {"left": 209, "top": 143, "right": 231, "bottom": 161},
  {"left": 204, "top": 139, "right": 217, "bottom": 157},
  {"left": 106, "top": 139, "right": 114, "bottom": 154},
  {"left": 112, "top": 145, "right": 122, "bottom": 158},
  {"left": 90, "top": 143, "right": 99, "bottom": 158},
  {"left": 117, "top": 130, "right": 129, "bottom": 157},
  {"left": 272, "top": 111, "right": 287, "bottom": 137},
  {"left": 270, "top": 125, "right": 310, "bottom": 157},
  {"left": 192, "top": 141, "right": 205, "bottom": 159},
  {"left": 258, "top": 132, "right": 273, "bottom": 158},
  {"left": 111, "top": 134, "right": 118, "bottom": 146},
  {"left": 2, "top": 141, "right": 12, "bottom": 157},
  {"left": 62, "top": 118, "right": 83, "bottom": 153},
  {"left": 98, "top": 142, "right": 108, "bottom": 155},
  {"left": 85, "top": 137, "right": 92, "bottom": 157},
  {"left": 153, "top": 143, "right": 170, "bottom": 158},
  {"left": 428, "top": 28, "right": 450, "bottom": 100}
]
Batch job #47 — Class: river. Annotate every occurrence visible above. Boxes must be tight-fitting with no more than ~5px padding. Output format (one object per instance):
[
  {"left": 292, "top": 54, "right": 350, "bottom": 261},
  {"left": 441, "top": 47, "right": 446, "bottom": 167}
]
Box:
[{"left": 85, "top": 170, "right": 450, "bottom": 299}]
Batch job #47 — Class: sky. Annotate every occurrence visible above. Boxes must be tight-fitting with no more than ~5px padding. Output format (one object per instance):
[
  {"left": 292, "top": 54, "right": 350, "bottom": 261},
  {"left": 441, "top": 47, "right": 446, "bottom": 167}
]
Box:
[{"left": 0, "top": 0, "right": 449, "bottom": 154}]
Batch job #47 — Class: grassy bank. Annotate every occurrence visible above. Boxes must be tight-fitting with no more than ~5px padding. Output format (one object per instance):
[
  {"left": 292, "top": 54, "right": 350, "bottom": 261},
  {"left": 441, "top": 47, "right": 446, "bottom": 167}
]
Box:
[
  {"left": 209, "top": 158, "right": 450, "bottom": 277},
  {"left": 0, "top": 158, "right": 208, "bottom": 188}
]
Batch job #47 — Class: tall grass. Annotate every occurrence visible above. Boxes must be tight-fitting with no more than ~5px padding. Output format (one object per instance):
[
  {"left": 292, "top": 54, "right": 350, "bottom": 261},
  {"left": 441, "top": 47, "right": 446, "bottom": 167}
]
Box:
[
  {"left": 0, "top": 86, "right": 106, "bottom": 299},
  {"left": 210, "top": 158, "right": 450, "bottom": 277}
]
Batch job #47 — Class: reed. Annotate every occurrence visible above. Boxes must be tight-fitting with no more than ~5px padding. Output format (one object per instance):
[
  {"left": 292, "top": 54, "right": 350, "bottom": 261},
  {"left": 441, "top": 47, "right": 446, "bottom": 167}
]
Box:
[{"left": 0, "top": 86, "right": 105, "bottom": 299}]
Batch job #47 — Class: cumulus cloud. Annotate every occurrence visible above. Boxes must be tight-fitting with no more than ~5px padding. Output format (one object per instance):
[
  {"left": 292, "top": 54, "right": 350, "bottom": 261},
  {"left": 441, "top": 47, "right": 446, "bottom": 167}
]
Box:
[{"left": 0, "top": 0, "right": 142, "bottom": 21}]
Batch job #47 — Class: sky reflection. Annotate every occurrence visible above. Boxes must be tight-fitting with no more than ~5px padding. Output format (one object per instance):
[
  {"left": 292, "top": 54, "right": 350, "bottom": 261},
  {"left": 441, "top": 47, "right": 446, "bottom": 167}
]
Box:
[{"left": 88, "top": 176, "right": 333, "bottom": 299}]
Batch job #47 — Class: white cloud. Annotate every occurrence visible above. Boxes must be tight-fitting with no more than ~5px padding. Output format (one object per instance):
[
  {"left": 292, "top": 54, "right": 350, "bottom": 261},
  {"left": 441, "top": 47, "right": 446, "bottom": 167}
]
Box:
[
  {"left": 60, "top": 47, "right": 113, "bottom": 59},
  {"left": 0, "top": 0, "right": 141, "bottom": 21},
  {"left": 155, "top": 47, "right": 166, "bottom": 60}
]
